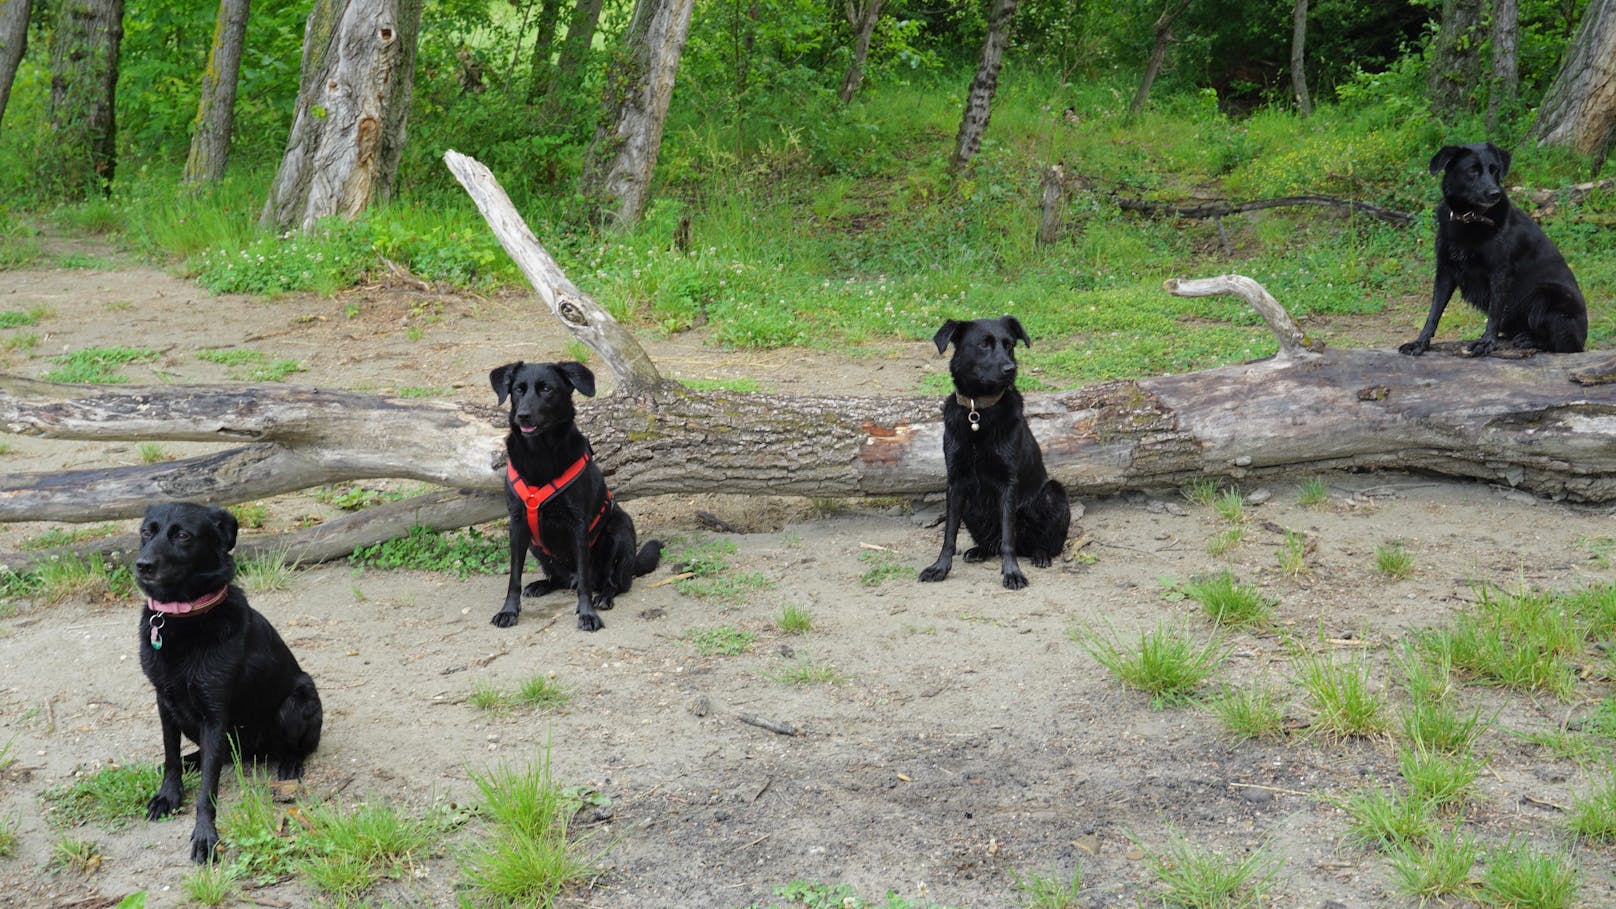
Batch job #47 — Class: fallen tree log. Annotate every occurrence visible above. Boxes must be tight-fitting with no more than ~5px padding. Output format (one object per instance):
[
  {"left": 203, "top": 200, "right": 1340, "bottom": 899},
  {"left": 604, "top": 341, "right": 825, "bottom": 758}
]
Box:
[
  {"left": 1117, "top": 194, "right": 1416, "bottom": 226},
  {"left": 6, "top": 153, "right": 1616, "bottom": 569}
]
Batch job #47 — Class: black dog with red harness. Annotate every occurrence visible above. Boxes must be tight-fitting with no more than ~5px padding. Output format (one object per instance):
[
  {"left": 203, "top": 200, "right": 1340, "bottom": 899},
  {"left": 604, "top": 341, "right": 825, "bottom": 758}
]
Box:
[{"left": 490, "top": 360, "right": 662, "bottom": 631}]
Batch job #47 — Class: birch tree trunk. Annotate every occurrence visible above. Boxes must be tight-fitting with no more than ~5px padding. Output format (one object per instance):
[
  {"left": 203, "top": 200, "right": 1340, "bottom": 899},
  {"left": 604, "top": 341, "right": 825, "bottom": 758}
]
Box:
[
  {"left": 1127, "top": 0, "right": 1191, "bottom": 118},
  {"left": 950, "top": 0, "right": 1018, "bottom": 168},
  {"left": 577, "top": 0, "right": 695, "bottom": 229},
  {"left": 1428, "top": 0, "right": 1483, "bottom": 117},
  {"left": 1290, "top": 0, "right": 1310, "bottom": 117},
  {"left": 260, "top": 0, "right": 424, "bottom": 231},
  {"left": 1486, "top": 0, "right": 1518, "bottom": 134},
  {"left": 0, "top": 0, "right": 29, "bottom": 135},
  {"left": 182, "top": 0, "right": 250, "bottom": 187},
  {"left": 838, "top": 0, "right": 884, "bottom": 104},
  {"left": 1532, "top": 0, "right": 1616, "bottom": 174},
  {"left": 47, "top": 0, "right": 123, "bottom": 195}
]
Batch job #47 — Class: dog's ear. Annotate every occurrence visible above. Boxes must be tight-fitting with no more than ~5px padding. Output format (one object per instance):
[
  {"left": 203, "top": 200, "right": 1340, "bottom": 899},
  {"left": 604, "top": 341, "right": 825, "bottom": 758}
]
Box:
[
  {"left": 1485, "top": 143, "right": 1512, "bottom": 178},
  {"left": 933, "top": 320, "right": 963, "bottom": 355},
  {"left": 1429, "top": 146, "right": 1464, "bottom": 175},
  {"left": 489, "top": 362, "right": 520, "bottom": 405},
  {"left": 559, "top": 361, "right": 596, "bottom": 398},
  {"left": 1001, "top": 315, "right": 1032, "bottom": 348},
  {"left": 208, "top": 506, "right": 239, "bottom": 553}
]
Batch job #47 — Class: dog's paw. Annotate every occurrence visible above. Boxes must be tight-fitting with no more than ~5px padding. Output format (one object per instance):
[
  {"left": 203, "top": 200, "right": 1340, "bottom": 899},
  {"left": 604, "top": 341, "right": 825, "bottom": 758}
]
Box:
[
  {"left": 1030, "top": 552, "right": 1053, "bottom": 568},
  {"left": 1001, "top": 569, "right": 1029, "bottom": 590},
  {"left": 490, "top": 609, "right": 520, "bottom": 628},
  {"left": 522, "top": 579, "right": 555, "bottom": 598},
  {"left": 577, "top": 611, "right": 605, "bottom": 632},
  {"left": 146, "top": 791, "right": 181, "bottom": 821},
  {"left": 918, "top": 563, "right": 950, "bottom": 583},
  {"left": 1397, "top": 339, "right": 1429, "bottom": 356},
  {"left": 189, "top": 824, "right": 221, "bottom": 864},
  {"left": 961, "top": 547, "right": 989, "bottom": 563},
  {"left": 1465, "top": 337, "right": 1497, "bottom": 357}
]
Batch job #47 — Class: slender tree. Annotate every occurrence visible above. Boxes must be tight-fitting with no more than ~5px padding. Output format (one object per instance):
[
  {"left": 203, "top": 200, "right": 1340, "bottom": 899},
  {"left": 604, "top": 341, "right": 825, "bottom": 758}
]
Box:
[
  {"left": 1427, "top": 0, "right": 1483, "bottom": 116},
  {"left": 260, "top": 0, "right": 424, "bottom": 230},
  {"left": 182, "top": 0, "right": 250, "bottom": 186},
  {"left": 48, "top": 0, "right": 123, "bottom": 195},
  {"left": 951, "top": 0, "right": 1018, "bottom": 168},
  {"left": 1486, "top": 0, "right": 1518, "bottom": 134},
  {"left": 838, "top": 0, "right": 884, "bottom": 104},
  {"left": 542, "top": 0, "right": 607, "bottom": 122},
  {"left": 525, "top": 0, "right": 566, "bottom": 100},
  {"left": 577, "top": 0, "right": 695, "bottom": 228},
  {"left": 1290, "top": 0, "right": 1311, "bottom": 116},
  {"left": 0, "top": 0, "right": 29, "bottom": 134},
  {"left": 1532, "top": 0, "right": 1616, "bottom": 174},
  {"left": 1127, "top": 0, "right": 1192, "bottom": 118}
]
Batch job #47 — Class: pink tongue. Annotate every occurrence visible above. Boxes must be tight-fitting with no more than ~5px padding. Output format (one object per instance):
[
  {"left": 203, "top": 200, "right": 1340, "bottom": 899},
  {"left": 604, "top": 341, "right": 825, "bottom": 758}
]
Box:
[{"left": 520, "top": 425, "right": 537, "bottom": 433}]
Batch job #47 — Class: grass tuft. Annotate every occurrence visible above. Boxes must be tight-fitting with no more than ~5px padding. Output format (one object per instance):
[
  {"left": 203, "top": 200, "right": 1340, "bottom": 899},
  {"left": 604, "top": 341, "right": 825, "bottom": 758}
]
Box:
[{"left": 1072, "top": 623, "right": 1227, "bottom": 707}]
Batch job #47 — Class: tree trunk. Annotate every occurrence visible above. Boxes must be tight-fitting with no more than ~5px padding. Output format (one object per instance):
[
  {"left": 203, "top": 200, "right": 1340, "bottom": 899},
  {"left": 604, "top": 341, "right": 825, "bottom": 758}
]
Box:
[
  {"left": 259, "top": 0, "right": 424, "bottom": 231},
  {"left": 525, "top": 0, "right": 566, "bottom": 101},
  {"left": 1127, "top": 0, "right": 1191, "bottom": 119},
  {"left": 1486, "top": 0, "right": 1518, "bottom": 134},
  {"left": 1532, "top": 0, "right": 1616, "bottom": 174},
  {"left": 47, "top": 0, "right": 123, "bottom": 195},
  {"left": 950, "top": 0, "right": 1018, "bottom": 168},
  {"left": 577, "top": 0, "right": 695, "bottom": 229},
  {"left": 838, "top": 0, "right": 884, "bottom": 104},
  {"left": 0, "top": 0, "right": 29, "bottom": 135},
  {"left": 541, "top": 0, "right": 606, "bottom": 122},
  {"left": 1428, "top": 0, "right": 1484, "bottom": 117},
  {"left": 1290, "top": 0, "right": 1311, "bottom": 117},
  {"left": 182, "top": 0, "right": 250, "bottom": 187},
  {"left": 1037, "top": 163, "right": 1063, "bottom": 246}
]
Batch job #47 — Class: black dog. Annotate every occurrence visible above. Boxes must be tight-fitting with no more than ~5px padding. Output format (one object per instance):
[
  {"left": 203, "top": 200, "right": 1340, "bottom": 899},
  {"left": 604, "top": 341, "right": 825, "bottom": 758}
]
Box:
[
  {"left": 490, "top": 360, "right": 662, "bottom": 631},
  {"left": 134, "top": 502, "right": 322, "bottom": 863},
  {"left": 1400, "top": 142, "right": 1588, "bottom": 357},
  {"left": 919, "top": 316, "right": 1070, "bottom": 589}
]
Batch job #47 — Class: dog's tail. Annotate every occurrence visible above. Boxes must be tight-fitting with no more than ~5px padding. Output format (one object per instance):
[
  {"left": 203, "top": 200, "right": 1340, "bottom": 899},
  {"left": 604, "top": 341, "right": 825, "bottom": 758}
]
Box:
[{"left": 635, "top": 540, "right": 664, "bottom": 577}]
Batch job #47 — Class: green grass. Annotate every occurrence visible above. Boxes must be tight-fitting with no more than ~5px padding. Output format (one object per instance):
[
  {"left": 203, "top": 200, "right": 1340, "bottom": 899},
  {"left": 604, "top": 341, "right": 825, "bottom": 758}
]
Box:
[
  {"left": 857, "top": 548, "right": 908, "bottom": 586},
  {"left": 1142, "top": 831, "right": 1280, "bottom": 909},
  {"left": 237, "top": 546, "right": 299, "bottom": 592},
  {"left": 1072, "top": 623, "right": 1227, "bottom": 707},
  {"left": 1289, "top": 646, "right": 1389, "bottom": 739},
  {"left": 1207, "top": 683, "right": 1288, "bottom": 743},
  {"left": 1205, "top": 526, "right": 1244, "bottom": 557},
  {"left": 1179, "top": 571, "right": 1273, "bottom": 630},
  {"left": 1010, "top": 866, "right": 1083, "bottom": 908},
  {"left": 1277, "top": 530, "right": 1309, "bottom": 577},
  {"left": 137, "top": 442, "right": 167, "bottom": 463},
  {"left": 1396, "top": 738, "right": 1479, "bottom": 809},
  {"left": 1212, "top": 487, "right": 1247, "bottom": 524},
  {"left": 0, "top": 812, "right": 18, "bottom": 858},
  {"left": 670, "top": 536, "right": 771, "bottom": 603},
  {"left": 1375, "top": 540, "right": 1415, "bottom": 579},
  {"left": 682, "top": 376, "right": 762, "bottom": 393},
  {"left": 181, "top": 861, "right": 242, "bottom": 906},
  {"left": 41, "top": 346, "right": 160, "bottom": 384},
  {"left": 1415, "top": 584, "right": 1587, "bottom": 700},
  {"left": 1337, "top": 787, "right": 1439, "bottom": 851},
  {"left": 1296, "top": 478, "right": 1329, "bottom": 508},
  {"left": 0, "top": 306, "right": 48, "bottom": 328},
  {"left": 456, "top": 759, "right": 597, "bottom": 907},
  {"left": 1568, "top": 767, "right": 1616, "bottom": 842},
  {"left": 317, "top": 483, "right": 406, "bottom": 511},
  {"left": 469, "top": 674, "right": 572, "bottom": 713},
  {"left": 295, "top": 800, "right": 454, "bottom": 898},
  {"left": 197, "top": 348, "right": 304, "bottom": 382},
  {"left": 682, "top": 625, "right": 756, "bottom": 656},
  {"left": 48, "top": 835, "right": 102, "bottom": 874},
  {"left": 349, "top": 524, "right": 506, "bottom": 578},
  {"left": 772, "top": 658, "right": 846, "bottom": 685},
  {"left": 1385, "top": 826, "right": 1478, "bottom": 903},
  {"left": 1181, "top": 479, "right": 1220, "bottom": 507},
  {"left": 18, "top": 523, "right": 119, "bottom": 551},
  {"left": 744, "top": 880, "right": 962, "bottom": 908},
  {"left": 43, "top": 761, "right": 178, "bottom": 830},
  {"left": 776, "top": 603, "right": 814, "bottom": 635},
  {"left": 395, "top": 384, "right": 449, "bottom": 398},
  {"left": 1478, "top": 842, "right": 1579, "bottom": 909}
]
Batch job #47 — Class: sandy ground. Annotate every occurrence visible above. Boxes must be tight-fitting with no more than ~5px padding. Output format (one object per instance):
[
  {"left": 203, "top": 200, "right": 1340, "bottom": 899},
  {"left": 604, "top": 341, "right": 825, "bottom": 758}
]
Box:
[{"left": 2, "top": 258, "right": 1616, "bottom": 908}]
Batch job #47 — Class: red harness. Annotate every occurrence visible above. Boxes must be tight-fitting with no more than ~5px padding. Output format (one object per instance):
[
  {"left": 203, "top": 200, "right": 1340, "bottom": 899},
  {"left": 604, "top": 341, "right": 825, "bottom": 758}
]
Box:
[{"left": 506, "top": 453, "right": 613, "bottom": 557}]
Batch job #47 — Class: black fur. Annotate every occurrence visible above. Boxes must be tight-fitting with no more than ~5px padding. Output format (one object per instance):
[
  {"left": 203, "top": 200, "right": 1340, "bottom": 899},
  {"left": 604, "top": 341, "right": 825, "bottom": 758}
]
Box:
[
  {"left": 919, "top": 316, "right": 1071, "bottom": 589},
  {"left": 489, "top": 360, "right": 662, "bottom": 631},
  {"left": 134, "top": 501, "right": 322, "bottom": 864},
  {"left": 1400, "top": 142, "right": 1588, "bottom": 357}
]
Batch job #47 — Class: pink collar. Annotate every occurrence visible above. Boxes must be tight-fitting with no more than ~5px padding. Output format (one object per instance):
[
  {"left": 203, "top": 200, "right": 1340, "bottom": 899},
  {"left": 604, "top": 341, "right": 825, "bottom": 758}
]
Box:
[{"left": 145, "top": 587, "right": 229, "bottom": 617}]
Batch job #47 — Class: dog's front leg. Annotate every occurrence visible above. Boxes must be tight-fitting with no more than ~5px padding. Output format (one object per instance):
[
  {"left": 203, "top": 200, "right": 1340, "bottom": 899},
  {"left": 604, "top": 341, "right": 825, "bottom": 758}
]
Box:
[
  {"left": 188, "top": 720, "right": 229, "bottom": 863},
  {"left": 919, "top": 478, "right": 963, "bottom": 582},
  {"left": 1467, "top": 273, "right": 1508, "bottom": 357},
  {"left": 492, "top": 513, "right": 528, "bottom": 627},
  {"left": 1401, "top": 270, "right": 1457, "bottom": 356},
  {"left": 146, "top": 703, "right": 186, "bottom": 820},
  {"left": 573, "top": 535, "right": 603, "bottom": 631},
  {"left": 997, "top": 479, "right": 1028, "bottom": 590}
]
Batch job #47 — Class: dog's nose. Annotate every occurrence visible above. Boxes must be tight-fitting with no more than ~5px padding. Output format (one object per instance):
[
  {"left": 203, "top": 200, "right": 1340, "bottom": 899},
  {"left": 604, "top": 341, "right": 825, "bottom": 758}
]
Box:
[
  {"left": 134, "top": 558, "right": 155, "bottom": 577},
  {"left": 1482, "top": 188, "right": 1503, "bottom": 205}
]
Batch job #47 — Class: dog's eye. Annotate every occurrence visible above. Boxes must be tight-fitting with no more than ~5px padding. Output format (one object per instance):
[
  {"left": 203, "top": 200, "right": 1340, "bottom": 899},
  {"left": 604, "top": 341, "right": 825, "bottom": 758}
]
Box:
[{"left": 176, "top": 530, "right": 192, "bottom": 542}]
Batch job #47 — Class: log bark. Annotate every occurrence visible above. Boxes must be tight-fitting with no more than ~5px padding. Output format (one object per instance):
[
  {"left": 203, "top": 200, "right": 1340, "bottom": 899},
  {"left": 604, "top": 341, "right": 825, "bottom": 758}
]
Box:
[
  {"left": 1117, "top": 193, "right": 1414, "bottom": 226},
  {"left": 1531, "top": 0, "right": 1616, "bottom": 174},
  {"left": 183, "top": 0, "right": 250, "bottom": 186},
  {"left": 0, "top": 0, "right": 29, "bottom": 135},
  {"left": 950, "top": 0, "right": 1018, "bottom": 168}
]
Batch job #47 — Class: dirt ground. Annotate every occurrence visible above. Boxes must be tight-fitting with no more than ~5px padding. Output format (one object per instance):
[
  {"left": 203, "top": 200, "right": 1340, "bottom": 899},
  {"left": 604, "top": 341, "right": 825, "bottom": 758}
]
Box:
[{"left": 2, "top": 255, "right": 1615, "bottom": 908}]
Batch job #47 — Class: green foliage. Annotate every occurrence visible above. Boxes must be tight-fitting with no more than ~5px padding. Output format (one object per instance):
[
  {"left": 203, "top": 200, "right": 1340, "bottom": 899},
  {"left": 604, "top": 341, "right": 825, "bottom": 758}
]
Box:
[
  {"left": 682, "top": 625, "right": 756, "bottom": 656},
  {"left": 1142, "top": 830, "right": 1281, "bottom": 909},
  {"left": 858, "top": 548, "right": 908, "bottom": 587},
  {"left": 43, "top": 761, "right": 193, "bottom": 831},
  {"left": 5, "top": 552, "right": 138, "bottom": 606},
  {"left": 777, "top": 604, "right": 814, "bottom": 635},
  {"left": 1208, "top": 683, "right": 1288, "bottom": 743},
  {"left": 469, "top": 675, "right": 572, "bottom": 714},
  {"left": 745, "top": 880, "right": 960, "bottom": 909},
  {"left": 1072, "top": 623, "right": 1227, "bottom": 707},
  {"left": 1478, "top": 842, "right": 1580, "bottom": 909},
  {"left": 42, "top": 347, "right": 159, "bottom": 384},
  {"left": 1179, "top": 571, "right": 1273, "bottom": 630},
  {"left": 1290, "top": 646, "right": 1389, "bottom": 739},
  {"left": 195, "top": 224, "right": 372, "bottom": 296},
  {"left": 0, "top": 306, "right": 48, "bottom": 328},
  {"left": 456, "top": 758, "right": 596, "bottom": 907},
  {"left": 349, "top": 525, "right": 506, "bottom": 578},
  {"left": 1338, "top": 787, "right": 1439, "bottom": 851},
  {"left": 671, "top": 536, "right": 771, "bottom": 602},
  {"left": 197, "top": 349, "right": 304, "bottom": 382}
]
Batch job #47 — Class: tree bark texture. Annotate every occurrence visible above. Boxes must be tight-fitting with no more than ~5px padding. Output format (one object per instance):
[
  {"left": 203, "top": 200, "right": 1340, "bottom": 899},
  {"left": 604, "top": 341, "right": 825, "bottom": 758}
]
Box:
[
  {"left": 525, "top": 0, "right": 566, "bottom": 101},
  {"left": 182, "top": 0, "right": 250, "bottom": 186},
  {"left": 1487, "top": 0, "right": 1519, "bottom": 134},
  {"left": 0, "top": 0, "right": 29, "bottom": 135},
  {"left": 541, "top": 0, "right": 606, "bottom": 122},
  {"left": 1428, "top": 0, "right": 1484, "bottom": 117},
  {"left": 1290, "top": 0, "right": 1311, "bottom": 117},
  {"left": 838, "top": 0, "right": 884, "bottom": 104},
  {"left": 577, "top": 0, "right": 695, "bottom": 229},
  {"left": 260, "top": 0, "right": 424, "bottom": 231},
  {"left": 1037, "top": 164, "right": 1063, "bottom": 246},
  {"left": 950, "top": 0, "right": 1018, "bottom": 168},
  {"left": 1127, "top": 0, "right": 1190, "bottom": 118},
  {"left": 1532, "top": 0, "right": 1616, "bottom": 173},
  {"left": 47, "top": 0, "right": 123, "bottom": 195}
]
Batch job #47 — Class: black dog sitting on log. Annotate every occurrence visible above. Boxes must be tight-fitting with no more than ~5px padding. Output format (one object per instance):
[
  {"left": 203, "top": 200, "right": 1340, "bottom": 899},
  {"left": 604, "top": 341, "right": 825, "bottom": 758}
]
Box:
[
  {"left": 1400, "top": 142, "right": 1588, "bottom": 357},
  {"left": 919, "top": 316, "right": 1070, "bottom": 589},
  {"left": 490, "top": 360, "right": 662, "bottom": 631}
]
